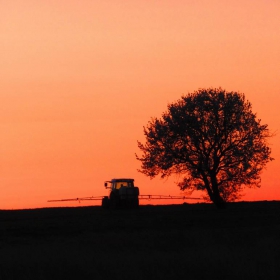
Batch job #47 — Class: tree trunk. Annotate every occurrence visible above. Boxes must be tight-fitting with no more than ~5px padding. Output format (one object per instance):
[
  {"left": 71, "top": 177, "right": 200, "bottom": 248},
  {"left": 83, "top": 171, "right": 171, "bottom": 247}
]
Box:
[
  {"left": 210, "top": 174, "right": 227, "bottom": 209},
  {"left": 212, "top": 192, "right": 226, "bottom": 209},
  {"left": 203, "top": 174, "right": 227, "bottom": 209}
]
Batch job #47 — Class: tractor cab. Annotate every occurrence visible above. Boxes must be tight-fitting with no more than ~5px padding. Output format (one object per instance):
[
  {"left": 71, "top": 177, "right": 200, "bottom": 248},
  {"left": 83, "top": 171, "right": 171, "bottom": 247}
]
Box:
[
  {"left": 102, "top": 178, "right": 139, "bottom": 209},
  {"left": 104, "top": 178, "right": 135, "bottom": 190}
]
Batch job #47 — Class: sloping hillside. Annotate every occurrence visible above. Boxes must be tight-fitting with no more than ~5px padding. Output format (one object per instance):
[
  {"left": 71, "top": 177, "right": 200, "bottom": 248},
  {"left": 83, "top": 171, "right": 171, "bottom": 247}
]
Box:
[{"left": 0, "top": 202, "right": 279, "bottom": 280}]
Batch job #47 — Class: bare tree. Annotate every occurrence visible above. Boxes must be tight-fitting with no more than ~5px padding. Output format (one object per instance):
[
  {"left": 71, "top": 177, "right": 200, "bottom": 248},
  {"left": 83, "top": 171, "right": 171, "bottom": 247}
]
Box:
[{"left": 136, "top": 88, "right": 273, "bottom": 208}]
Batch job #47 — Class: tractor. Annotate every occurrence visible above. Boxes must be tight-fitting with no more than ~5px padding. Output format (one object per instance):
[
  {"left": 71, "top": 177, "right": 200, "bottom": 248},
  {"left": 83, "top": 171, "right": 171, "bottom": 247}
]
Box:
[{"left": 102, "top": 178, "right": 139, "bottom": 209}]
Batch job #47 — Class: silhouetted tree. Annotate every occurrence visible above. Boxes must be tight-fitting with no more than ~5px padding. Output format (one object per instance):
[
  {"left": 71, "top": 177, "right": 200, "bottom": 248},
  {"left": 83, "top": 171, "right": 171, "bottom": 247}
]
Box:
[{"left": 136, "top": 88, "right": 273, "bottom": 208}]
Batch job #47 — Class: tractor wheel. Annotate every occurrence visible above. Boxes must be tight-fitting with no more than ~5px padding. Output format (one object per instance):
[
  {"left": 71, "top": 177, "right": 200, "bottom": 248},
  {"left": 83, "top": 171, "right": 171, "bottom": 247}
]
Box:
[
  {"left": 102, "top": 197, "right": 109, "bottom": 209},
  {"left": 109, "top": 192, "right": 119, "bottom": 209},
  {"left": 133, "top": 198, "right": 139, "bottom": 209},
  {"left": 134, "top": 187, "right": 139, "bottom": 196}
]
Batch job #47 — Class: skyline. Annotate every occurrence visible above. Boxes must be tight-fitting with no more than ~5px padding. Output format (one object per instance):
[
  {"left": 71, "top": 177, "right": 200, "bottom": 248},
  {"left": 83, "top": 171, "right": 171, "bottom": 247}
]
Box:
[{"left": 1, "top": 0, "right": 280, "bottom": 209}]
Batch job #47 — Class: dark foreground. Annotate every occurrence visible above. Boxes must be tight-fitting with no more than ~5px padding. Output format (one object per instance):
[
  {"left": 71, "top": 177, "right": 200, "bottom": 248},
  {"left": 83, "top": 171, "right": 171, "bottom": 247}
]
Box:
[{"left": 0, "top": 202, "right": 280, "bottom": 280}]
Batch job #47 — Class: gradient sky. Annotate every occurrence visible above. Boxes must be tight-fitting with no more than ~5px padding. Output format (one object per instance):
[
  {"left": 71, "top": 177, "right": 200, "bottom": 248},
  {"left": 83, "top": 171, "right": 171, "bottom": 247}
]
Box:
[{"left": 1, "top": 0, "right": 280, "bottom": 209}]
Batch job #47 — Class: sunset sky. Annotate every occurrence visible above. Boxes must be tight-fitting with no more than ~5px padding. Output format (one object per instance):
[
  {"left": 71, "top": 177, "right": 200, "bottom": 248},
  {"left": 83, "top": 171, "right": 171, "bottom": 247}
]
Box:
[{"left": 1, "top": 0, "right": 280, "bottom": 209}]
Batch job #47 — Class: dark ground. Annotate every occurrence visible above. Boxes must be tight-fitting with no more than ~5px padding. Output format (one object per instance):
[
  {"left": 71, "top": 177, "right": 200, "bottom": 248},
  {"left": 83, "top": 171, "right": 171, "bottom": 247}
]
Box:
[{"left": 0, "top": 201, "right": 280, "bottom": 280}]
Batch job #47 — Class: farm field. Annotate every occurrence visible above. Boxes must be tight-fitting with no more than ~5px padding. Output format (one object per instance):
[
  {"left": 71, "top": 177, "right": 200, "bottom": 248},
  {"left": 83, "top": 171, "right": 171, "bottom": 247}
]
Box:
[{"left": 0, "top": 202, "right": 280, "bottom": 280}]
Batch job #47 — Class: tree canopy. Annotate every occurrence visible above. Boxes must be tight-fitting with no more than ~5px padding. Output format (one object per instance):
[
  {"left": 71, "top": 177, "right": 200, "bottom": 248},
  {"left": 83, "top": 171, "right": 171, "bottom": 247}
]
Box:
[{"left": 136, "top": 88, "right": 273, "bottom": 208}]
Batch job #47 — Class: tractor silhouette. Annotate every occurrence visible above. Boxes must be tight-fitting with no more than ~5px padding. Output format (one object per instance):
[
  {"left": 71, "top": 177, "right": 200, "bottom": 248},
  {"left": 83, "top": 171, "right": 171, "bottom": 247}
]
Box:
[{"left": 102, "top": 178, "right": 139, "bottom": 209}]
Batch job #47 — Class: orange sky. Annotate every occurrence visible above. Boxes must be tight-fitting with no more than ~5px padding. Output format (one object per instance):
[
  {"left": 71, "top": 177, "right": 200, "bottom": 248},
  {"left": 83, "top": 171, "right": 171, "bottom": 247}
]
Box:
[{"left": 1, "top": 0, "right": 280, "bottom": 209}]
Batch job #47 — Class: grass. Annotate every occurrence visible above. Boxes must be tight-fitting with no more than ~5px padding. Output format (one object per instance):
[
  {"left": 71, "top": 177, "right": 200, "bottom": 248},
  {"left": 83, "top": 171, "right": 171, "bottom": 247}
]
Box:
[{"left": 0, "top": 202, "right": 280, "bottom": 279}]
